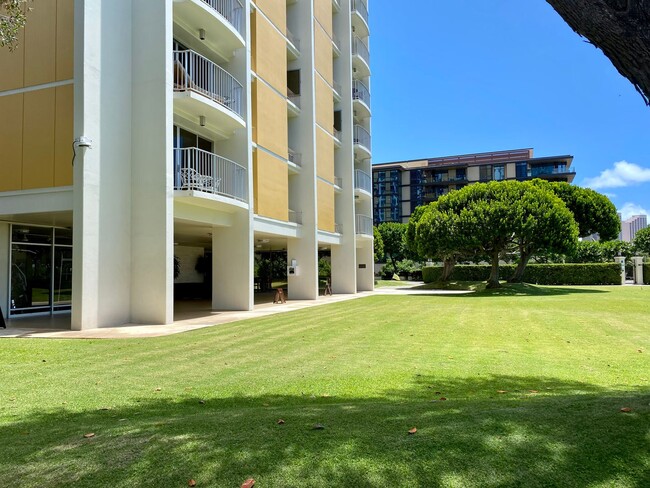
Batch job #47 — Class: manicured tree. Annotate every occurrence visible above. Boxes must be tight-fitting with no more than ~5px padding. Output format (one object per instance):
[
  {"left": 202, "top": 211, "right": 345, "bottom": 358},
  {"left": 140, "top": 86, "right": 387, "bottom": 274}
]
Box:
[
  {"left": 566, "top": 240, "right": 606, "bottom": 263},
  {"left": 532, "top": 180, "right": 620, "bottom": 240},
  {"left": 509, "top": 182, "right": 579, "bottom": 282},
  {"left": 404, "top": 205, "right": 427, "bottom": 261},
  {"left": 633, "top": 227, "right": 650, "bottom": 256},
  {"left": 601, "top": 239, "right": 633, "bottom": 262},
  {"left": 377, "top": 222, "right": 407, "bottom": 269},
  {"left": 415, "top": 203, "right": 470, "bottom": 281},
  {"left": 373, "top": 226, "right": 384, "bottom": 263}
]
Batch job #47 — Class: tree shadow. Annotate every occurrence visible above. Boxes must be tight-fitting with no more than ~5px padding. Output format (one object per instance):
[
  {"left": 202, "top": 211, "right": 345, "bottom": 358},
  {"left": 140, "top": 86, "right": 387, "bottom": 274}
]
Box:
[
  {"left": 409, "top": 282, "right": 611, "bottom": 297},
  {"left": 1, "top": 375, "right": 648, "bottom": 487}
]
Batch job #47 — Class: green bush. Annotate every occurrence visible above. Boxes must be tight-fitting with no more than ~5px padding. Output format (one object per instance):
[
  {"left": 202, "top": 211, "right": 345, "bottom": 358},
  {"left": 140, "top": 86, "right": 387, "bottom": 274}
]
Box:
[
  {"left": 422, "top": 263, "right": 622, "bottom": 285},
  {"left": 380, "top": 263, "right": 395, "bottom": 280},
  {"left": 644, "top": 264, "right": 650, "bottom": 285}
]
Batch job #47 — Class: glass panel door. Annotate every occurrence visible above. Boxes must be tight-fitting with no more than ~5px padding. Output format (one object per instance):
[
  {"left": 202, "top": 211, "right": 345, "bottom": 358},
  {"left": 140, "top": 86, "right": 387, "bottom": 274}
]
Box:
[{"left": 10, "top": 244, "right": 52, "bottom": 315}]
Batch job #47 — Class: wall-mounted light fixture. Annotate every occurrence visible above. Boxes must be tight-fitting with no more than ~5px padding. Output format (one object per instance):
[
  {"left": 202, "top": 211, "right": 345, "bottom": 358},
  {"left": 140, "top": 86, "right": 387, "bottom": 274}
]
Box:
[
  {"left": 199, "top": 28, "right": 206, "bottom": 40},
  {"left": 199, "top": 115, "right": 206, "bottom": 127}
]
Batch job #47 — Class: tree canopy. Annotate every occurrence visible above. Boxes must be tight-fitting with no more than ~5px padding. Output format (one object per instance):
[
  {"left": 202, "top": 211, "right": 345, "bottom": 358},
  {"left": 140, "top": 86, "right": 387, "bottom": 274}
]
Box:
[
  {"left": 376, "top": 222, "right": 407, "bottom": 268},
  {"left": 414, "top": 181, "right": 579, "bottom": 287},
  {"left": 0, "top": 0, "right": 29, "bottom": 51},
  {"left": 633, "top": 226, "right": 650, "bottom": 255},
  {"left": 373, "top": 225, "right": 384, "bottom": 263}
]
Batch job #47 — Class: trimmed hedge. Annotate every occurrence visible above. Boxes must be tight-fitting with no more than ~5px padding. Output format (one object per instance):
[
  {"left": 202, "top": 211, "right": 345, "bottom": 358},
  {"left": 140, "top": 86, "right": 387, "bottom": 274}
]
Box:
[
  {"left": 422, "top": 263, "right": 622, "bottom": 286},
  {"left": 645, "top": 264, "right": 650, "bottom": 285}
]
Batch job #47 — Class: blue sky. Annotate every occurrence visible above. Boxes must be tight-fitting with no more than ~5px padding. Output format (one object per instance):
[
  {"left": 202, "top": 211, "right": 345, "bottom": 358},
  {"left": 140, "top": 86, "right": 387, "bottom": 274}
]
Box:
[{"left": 369, "top": 0, "right": 650, "bottom": 219}]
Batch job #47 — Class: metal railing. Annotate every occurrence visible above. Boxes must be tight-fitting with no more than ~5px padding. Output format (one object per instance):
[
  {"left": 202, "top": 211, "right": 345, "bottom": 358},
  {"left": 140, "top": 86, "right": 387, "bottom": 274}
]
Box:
[
  {"left": 173, "top": 50, "right": 243, "bottom": 117},
  {"left": 286, "top": 28, "right": 301, "bottom": 52},
  {"left": 355, "top": 214, "right": 373, "bottom": 236},
  {"left": 352, "top": 36, "right": 370, "bottom": 66},
  {"left": 288, "top": 148, "right": 302, "bottom": 166},
  {"left": 351, "top": 0, "right": 369, "bottom": 26},
  {"left": 353, "top": 125, "right": 371, "bottom": 152},
  {"left": 354, "top": 169, "right": 371, "bottom": 193},
  {"left": 289, "top": 210, "right": 303, "bottom": 224},
  {"left": 200, "top": 0, "right": 244, "bottom": 35},
  {"left": 287, "top": 89, "right": 301, "bottom": 108},
  {"left": 174, "top": 147, "right": 248, "bottom": 202},
  {"left": 352, "top": 80, "right": 370, "bottom": 108}
]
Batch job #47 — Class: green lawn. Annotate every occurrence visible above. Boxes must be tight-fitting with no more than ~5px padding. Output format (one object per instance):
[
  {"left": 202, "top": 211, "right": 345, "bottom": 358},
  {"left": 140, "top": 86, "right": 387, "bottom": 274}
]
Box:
[{"left": 1, "top": 285, "right": 649, "bottom": 487}]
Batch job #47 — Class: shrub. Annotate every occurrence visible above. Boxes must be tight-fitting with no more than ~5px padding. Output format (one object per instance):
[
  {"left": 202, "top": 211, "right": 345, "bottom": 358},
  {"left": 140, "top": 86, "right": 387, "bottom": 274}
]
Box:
[
  {"left": 380, "top": 263, "right": 395, "bottom": 280},
  {"left": 422, "top": 263, "right": 622, "bottom": 285},
  {"left": 644, "top": 264, "right": 650, "bottom": 285}
]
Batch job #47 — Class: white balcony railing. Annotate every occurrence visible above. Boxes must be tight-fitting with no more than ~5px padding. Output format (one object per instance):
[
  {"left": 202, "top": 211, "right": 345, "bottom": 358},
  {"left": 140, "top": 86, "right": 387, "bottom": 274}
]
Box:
[
  {"left": 351, "top": 0, "right": 369, "bottom": 26},
  {"left": 174, "top": 50, "right": 243, "bottom": 117},
  {"left": 200, "top": 0, "right": 244, "bottom": 35},
  {"left": 174, "top": 147, "right": 248, "bottom": 202},
  {"left": 288, "top": 148, "right": 302, "bottom": 166},
  {"left": 353, "top": 80, "right": 370, "bottom": 108},
  {"left": 355, "top": 214, "right": 373, "bottom": 236},
  {"left": 353, "top": 125, "right": 371, "bottom": 152},
  {"left": 352, "top": 36, "right": 370, "bottom": 67},
  {"left": 354, "top": 169, "right": 371, "bottom": 193}
]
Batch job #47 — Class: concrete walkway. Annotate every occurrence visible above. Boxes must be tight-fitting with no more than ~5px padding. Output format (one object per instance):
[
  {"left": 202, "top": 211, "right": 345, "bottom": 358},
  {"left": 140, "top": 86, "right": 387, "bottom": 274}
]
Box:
[{"left": 0, "top": 283, "right": 469, "bottom": 340}]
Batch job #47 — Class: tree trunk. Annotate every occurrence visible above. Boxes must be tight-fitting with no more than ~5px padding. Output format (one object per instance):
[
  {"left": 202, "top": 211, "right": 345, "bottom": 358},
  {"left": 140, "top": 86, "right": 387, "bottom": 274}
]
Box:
[
  {"left": 509, "top": 250, "right": 532, "bottom": 283},
  {"left": 441, "top": 258, "right": 456, "bottom": 281},
  {"left": 486, "top": 251, "right": 501, "bottom": 288},
  {"left": 546, "top": 0, "right": 650, "bottom": 104}
]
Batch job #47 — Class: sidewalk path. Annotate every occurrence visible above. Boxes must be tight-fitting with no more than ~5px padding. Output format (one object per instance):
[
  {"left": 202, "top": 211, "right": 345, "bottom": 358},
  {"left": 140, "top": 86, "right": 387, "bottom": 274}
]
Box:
[{"left": 0, "top": 283, "right": 469, "bottom": 340}]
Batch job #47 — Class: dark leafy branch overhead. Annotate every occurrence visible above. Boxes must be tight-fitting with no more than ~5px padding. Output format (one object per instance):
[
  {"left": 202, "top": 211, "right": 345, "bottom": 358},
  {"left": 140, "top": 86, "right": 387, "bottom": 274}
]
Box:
[{"left": 546, "top": 0, "right": 650, "bottom": 104}]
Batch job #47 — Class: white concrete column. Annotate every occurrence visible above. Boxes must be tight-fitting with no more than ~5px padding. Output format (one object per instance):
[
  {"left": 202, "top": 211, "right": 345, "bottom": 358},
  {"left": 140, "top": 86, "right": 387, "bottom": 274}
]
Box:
[
  {"left": 614, "top": 256, "right": 626, "bottom": 285},
  {"left": 356, "top": 238, "right": 374, "bottom": 291},
  {"left": 0, "top": 223, "right": 9, "bottom": 314},
  {"left": 287, "top": 0, "right": 319, "bottom": 300},
  {"left": 130, "top": 0, "right": 174, "bottom": 324},
  {"left": 331, "top": 0, "right": 357, "bottom": 295},
  {"left": 633, "top": 256, "right": 644, "bottom": 285},
  {"left": 212, "top": 209, "right": 253, "bottom": 310}
]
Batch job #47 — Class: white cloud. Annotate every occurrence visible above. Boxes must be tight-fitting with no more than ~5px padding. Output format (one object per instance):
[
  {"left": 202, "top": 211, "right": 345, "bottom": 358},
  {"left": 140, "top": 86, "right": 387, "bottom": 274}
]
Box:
[
  {"left": 619, "top": 202, "right": 649, "bottom": 221},
  {"left": 583, "top": 161, "right": 650, "bottom": 190}
]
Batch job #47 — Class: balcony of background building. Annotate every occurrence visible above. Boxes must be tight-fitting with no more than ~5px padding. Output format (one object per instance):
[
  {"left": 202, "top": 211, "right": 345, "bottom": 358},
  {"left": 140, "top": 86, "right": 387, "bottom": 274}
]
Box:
[
  {"left": 351, "top": 0, "right": 369, "bottom": 37},
  {"left": 352, "top": 80, "right": 371, "bottom": 118},
  {"left": 354, "top": 169, "right": 372, "bottom": 196},
  {"left": 355, "top": 214, "right": 373, "bottom": 236},
  {"left": 174, "top": 147, "right": 248, "bottom": 202},
  {"left": 353, "top": 124, "right": 371, "bottom": 157},
  {"left": 352, "top": 36, "right": 371, "bottom": 77},
  {"left": 173, "top": 0, "right": 244, "bottom": 59}
]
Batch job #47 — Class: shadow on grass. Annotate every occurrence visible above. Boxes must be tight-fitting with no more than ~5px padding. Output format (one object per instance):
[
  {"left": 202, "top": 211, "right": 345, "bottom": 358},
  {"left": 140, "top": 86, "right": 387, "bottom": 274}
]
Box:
[
  {"left": 410, "top": 282, "right": 611, "bottom": 297},
  {"left": 1, "top": 375, "right": 648, "bottom": 487}
]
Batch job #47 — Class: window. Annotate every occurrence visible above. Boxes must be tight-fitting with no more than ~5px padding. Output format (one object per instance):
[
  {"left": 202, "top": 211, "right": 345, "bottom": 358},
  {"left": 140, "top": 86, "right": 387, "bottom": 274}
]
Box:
[
  {"left": 493, "top": 165, "right": 505, "bottom": 181},
  {"left": 516, "top": 162, "right": 528, "bottom": 180},
  {"left": 479, "top": 165, "right": 492, "bottom": 181}
]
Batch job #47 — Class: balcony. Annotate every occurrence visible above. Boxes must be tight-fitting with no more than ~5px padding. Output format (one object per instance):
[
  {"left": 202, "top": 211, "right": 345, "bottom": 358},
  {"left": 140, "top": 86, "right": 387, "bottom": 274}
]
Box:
[
  {"left": 352, "top": 80, "right": 371, "bottom": 118},
  {"left": 355, "top": 214, "right": 373, "bottom": 237},
  {"left": 352, "top": 36, "right": 371, "bottom": 77},
  {"left": 286, "top": 28, "right": 300, "bottom": 60},
  {"left": 333, "top": 128, "right": 343, "bottom": 146},
  {"left": 174, "top": 147, "right": 248, "bottom": 203},
  {"left": 287, "top": 89, "right": 301, "bottom": 117},
  {"left": 354, "top": 169, "right": 372, "bottom": 196},
  {"left": 353, "top": 125, "right": 371, "bottom": 157},
  {"left": 527, "top": 166, "right": 576, "bottom": 183},
  {"left": 173, "top": 0, "right": 244, "bottom": 59},
  {"left": 173, "top": 50, "right": 245, "bottom": 137},
  {"left": 332, "top": 33, "right": 342, "bottom": 57},
  {"left": 351, "top": 0, "right": 369, "bottom": 37},
  {"left": 288, "top": 210, "right": 303, "bottom": 224},
  {"left": 288, "top": 148, "right": 302, "bottom": 167}
]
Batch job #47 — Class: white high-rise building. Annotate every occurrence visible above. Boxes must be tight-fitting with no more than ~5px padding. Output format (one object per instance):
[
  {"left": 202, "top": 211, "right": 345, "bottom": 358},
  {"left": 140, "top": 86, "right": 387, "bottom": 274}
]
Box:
[
  {"left": 621, "top": 215, "right": 647, "bottom": 242},
  {"left": 0, "top": 0, "right": 374, "bottom": 329}
]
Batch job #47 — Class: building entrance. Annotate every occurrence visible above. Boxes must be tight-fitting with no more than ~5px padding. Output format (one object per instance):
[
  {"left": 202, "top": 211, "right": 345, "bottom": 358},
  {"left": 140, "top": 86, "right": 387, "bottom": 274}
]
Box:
[{"left": 9, "top": 225, "right": 72, "bottom": 316}]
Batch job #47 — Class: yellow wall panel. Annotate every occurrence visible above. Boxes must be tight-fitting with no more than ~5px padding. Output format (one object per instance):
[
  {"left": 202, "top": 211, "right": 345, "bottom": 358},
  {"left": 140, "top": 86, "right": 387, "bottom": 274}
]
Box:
[
  {"left": 56, "top": 0, "right": 74, "bottom": 81},
  {"left": 254, "top": 80, "right": 288, "bottom": 159},
  {"left": 0, "top": 94, "right": 24, "bottom": 192},
  {"left": 317, "top": 180, "right": 335, "bottom": 232},
  {"left": 316, "top": 127, "right": 334, "bottom": 182},
  {"left": 54, "top": 84, "right": 73, "bottom": 186},
  {"left": 22, "top": 88, "right": 55, "bottom": 189},
  {"left": 0, "top": 30, "right": 24, "bottom": 91},
  {"left": 251, "top": 81, "right": 258, "bottom": 143},
  {"left": 253, "top": 11, "right": 287, "bottom": 94},
  {"left": 314, "top": 23, "right": 333, "bottom": 85},
  {"left": 250, "top": 11, "right": 257, "bottom": 73},
  {"left": 254, "top": 150, "right": 288, "bottom": 221},
  {"left": 24, "top": 0, "right": 57, "bottom": 87},
  {"left": 256, "top": 0, "right": 286, "bottom": 34},
  {"left": 315, "top": 76, "right": 333, "bottom": 133},
  {"left": 314, "top": 0, "right": 333, "bottom": 37}
]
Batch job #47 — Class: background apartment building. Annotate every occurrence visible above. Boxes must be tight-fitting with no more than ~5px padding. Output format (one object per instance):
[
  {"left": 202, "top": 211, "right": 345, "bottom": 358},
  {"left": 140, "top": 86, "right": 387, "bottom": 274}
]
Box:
[
  {"left": 621, "top": 214, "right": 647, "bottom": 242},
  {"left": 373, "top": 148, "right": 576, "bottom": 223},
  {"left": 0, "top": 0, "right": 373, "bottom": 329}
]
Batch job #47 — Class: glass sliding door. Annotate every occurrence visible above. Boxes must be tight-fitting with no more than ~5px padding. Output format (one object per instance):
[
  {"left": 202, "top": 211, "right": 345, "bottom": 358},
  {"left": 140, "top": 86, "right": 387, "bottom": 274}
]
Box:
[{"left": 8, "top": 225, "right": 73, "bottom": 316}]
